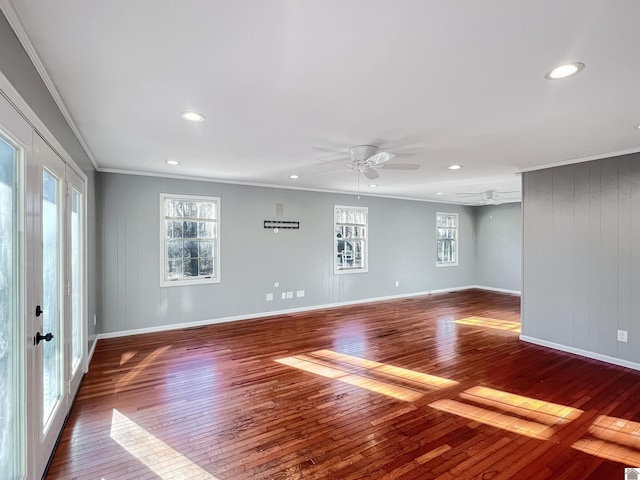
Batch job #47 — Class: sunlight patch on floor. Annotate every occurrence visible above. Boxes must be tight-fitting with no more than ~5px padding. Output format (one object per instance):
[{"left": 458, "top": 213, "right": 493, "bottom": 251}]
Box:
[
  {"left": 460, "top": 386, "right": 582, "bottom": 426},
  {"left": 429, "top": 399, "right": 555, "bottom": 440},
  {"left": 115, "top": 346, "right": 171, "bottom": 392},
  {"left": 310, "top": 349, "right": 458, "bottom": 389},
  {"left": 110, "top": 409, "right": 219, "bottom": 479},
  {"left": 573, "top": 415, "right": 640, "bottom": 464},
  {"left": 276, "top": 349, "right": 457, "bottom": 402},
  {"left": 119, "top": 351, "right": 137, "bottom": 366},
  {"left": 276, "top": 355, "right": 423, "bottom": 401},
  {"left": 454, "top": 316, "right": 521, "bottom": 333}
]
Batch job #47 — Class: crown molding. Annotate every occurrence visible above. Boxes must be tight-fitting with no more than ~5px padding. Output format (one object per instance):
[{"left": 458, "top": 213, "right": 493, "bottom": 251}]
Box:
[
  {"left": 517, "top": 147, "right": 640, "bottom": 174},
  {"left": 0, "top": 0, "right": 99, "bottom": 170}
]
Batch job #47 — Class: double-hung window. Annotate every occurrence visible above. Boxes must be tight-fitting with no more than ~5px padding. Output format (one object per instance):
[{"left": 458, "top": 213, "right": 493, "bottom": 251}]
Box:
[
  {"left": 160, "top": 194, "right": 220, "bottom": 286},
  {"left": 334, "top": 205, "right": 368, "bottom": 274},
  {"left": 436, "top": 212, "right": 458, "bottom": 266}
]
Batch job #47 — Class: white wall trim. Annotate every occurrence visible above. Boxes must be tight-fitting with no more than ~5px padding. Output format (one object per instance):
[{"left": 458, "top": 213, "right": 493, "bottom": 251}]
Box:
[
  {"left": 86, "top": 336, "right": 98, "bottom": 371},
  {"left": 429, "top": 285, "right": 521, "bottom": 295},
  {"left": 96, "top": 291, "right": 430, "bottom": 339},
  {"left": 93, "top": 286, "right": 520, "bottom": 341},
  {"left": 0, "top": 0, "right": 98, "bottom": 170},
  {"left": 517, "top": 147, "right": 640, "bottom": 174},
  {"left": 472, "top": 285, "right": 521, "bottom": 295},
  {"left": 520, "top": 335, "right": 640, "bottom": 372}
]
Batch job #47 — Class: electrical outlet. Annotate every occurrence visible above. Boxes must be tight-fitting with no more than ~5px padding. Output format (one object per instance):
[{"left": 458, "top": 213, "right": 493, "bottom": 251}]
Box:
[
  {"left": 286, "top": 291, "right": 293, "bottom": 299},
  {"left": 296, "top": 290, "right": 305, "bottom": 298},
  {"left": 93, "top": 314, "right": 97, "bottom": 326},
  {"left": 395, "top": 280, "right": 399, "bottom": 287},
  {"left": 618, "top": 330, "right": 628, "bottom": 342},
  {"left": 281, "top": 292, "right": 287, "bottom": 299},
  {"left": 266, "top": 293, "right": 273, "bottom": 301}
]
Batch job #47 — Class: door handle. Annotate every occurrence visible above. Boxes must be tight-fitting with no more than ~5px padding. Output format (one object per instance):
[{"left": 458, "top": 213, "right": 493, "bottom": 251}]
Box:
[
  {"left": 35, "top": 305, "right": 43, "bottom": 317},
  {"left": 34, "top": 332, "right": 54, "bottom": 345}
]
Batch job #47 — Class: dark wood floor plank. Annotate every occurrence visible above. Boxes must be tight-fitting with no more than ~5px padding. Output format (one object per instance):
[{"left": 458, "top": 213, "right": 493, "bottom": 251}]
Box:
[{"left": 46, "top": 290, "right": 639, "bottom": 479}]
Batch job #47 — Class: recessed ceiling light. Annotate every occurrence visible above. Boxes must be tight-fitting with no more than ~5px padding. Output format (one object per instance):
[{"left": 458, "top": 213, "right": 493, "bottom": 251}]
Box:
[
  {"left": 166, "top": 160, "right": 180, "bottom": 165},
  {"left": 435, "top": 192, "right": 443, "bottom": 195},
  {"left": 289, "top": 174, "right": 299, "bottom": 179},
  {"left": 545, "top": 62, "right": 585, "bottom": 80},
  {"left": 180, "top": 111, "right": 206, "bottom": 122},
  {"left": 635, "top": 125, "right": 640, "bottom": 130},
  {"left": 448, "top": 164, "right": 462, "bottom": 170},
  {"left": 368, "top": 184, "right": 378, "bottom": 188}
]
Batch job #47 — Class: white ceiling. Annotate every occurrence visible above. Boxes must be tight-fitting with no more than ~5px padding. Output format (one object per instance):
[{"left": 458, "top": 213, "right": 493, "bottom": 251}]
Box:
[{"left": 4, "top": 0, "right": 640, "bottom": 204}]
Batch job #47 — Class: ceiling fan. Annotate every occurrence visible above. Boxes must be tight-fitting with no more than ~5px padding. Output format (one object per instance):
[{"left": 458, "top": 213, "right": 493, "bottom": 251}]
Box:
[
  {"left": 319, "top": 145, "right": 419, "bottom": 180},
  {"left": 457, "top": 189, "right": 519, "bottom": 205}
]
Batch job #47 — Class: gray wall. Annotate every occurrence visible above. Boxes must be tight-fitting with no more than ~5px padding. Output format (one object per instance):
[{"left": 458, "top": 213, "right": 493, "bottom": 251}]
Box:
[
  {"left": 96, "top": 172, "right": 478, "bottom": 334},
  {"left": 0, "top": 11, "right": 98, "bottom": 347},
  {"left": 475, "top": 203, "right": 522, "bottom": 292},
  {"left": 522, "top": 153, "right": 640, "bottom": 363}
]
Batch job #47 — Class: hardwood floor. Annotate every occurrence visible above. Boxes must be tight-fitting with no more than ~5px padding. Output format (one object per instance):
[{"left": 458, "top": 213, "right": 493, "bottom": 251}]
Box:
[{"left": 47, "top": 290, "right": 640, "bottom": 479}]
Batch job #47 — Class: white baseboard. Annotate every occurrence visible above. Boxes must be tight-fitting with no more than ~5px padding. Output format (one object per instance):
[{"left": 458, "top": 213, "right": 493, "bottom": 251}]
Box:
[
  {"left": 428, "top": 285, "right": 521, "bottom": 295},
  {"left": 427, "top": 285, "right": 476, "bottom": 294},
  {"left": 520, "top": 335, "right": 640, "bottom": 372},
  {"left": 96, "top": 290, "right": 432, "bottom": 340},
  {"left": 95, "top": 285, "right": 520, "bottom": 341},
  {"left": 86, "top": 336, "right": 98, "bottom": 371},
  {"left": 473, "top": 285, "right": 521, "bottom": 295}
]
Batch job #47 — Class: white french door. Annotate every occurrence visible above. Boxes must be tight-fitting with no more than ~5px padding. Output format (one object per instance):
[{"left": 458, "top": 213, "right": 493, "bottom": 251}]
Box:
[
  {"left": 65, "top": 166, "right": 85, "bottom": 400},
  {"left": 0, "top": 90, "right": 86, "bottom": 480},
  {"left": 0, "top": 91, "right": 30, "bottom": 480},
  {"left": 33, "top": 133, "right": 68, "bottom": 476}
]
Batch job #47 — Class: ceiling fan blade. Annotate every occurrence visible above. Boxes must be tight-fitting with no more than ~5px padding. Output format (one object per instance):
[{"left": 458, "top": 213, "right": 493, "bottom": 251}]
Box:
[
  {"left": 318, "top": 167, "right": 351, "bottom": 177},
  {"left": 363, "top": 168, "right": 379, "bottom": 180},
  {"left": 368, "top": 152, "right": 396, "bottom": 165},
  {"left": 380, "top": 163, "right": 419, "bottom": 171}
]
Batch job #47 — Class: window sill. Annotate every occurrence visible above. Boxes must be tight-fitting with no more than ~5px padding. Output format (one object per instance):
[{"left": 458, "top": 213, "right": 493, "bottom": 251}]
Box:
[{"left": 160, "top": 277, "right": 220, "bottom": 287}]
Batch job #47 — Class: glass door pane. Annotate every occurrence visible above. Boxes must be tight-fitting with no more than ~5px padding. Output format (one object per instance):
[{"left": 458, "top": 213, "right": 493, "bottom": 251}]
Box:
[
  {"left": 0, "top": 135, "right": 22, "bottom": 478},
  {"left": 70, "top": 188, "right": 82, "bottom": 373},
  {"left": 42, "top": 168, "right": 62, "bottom": 429}
]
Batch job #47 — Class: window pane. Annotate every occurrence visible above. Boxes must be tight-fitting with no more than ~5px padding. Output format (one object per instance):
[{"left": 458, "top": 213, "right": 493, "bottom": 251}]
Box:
[
  {"left": 183, "top": 240, "right": 198, "bottom": 260},
  {"left": 184, "top": 258, "right": 198, "bottom": 277},
  {"left": 198, "top": 221, "right": 213, "bottom": 239},
  {"left": 183, "top": 201, "right": 197, "bottom": 218},
  {"left": 168, "top": 260, "right": 182, "bottom": 278},
  {"left": 199, "top": 258, "right": 213, "bottom": 276},
  {"left": 199, "top": 241, "right": 213, "bottom": 258},
  {"left": 183, "top": 221, "right": 197, "bottom": 238},
  {"left": 167, "top": 240, "right": 182, "bottom": 259},
  {"left": 71, "top": 189, "right": 82, "bottom": 372},
  {"left": 167, "top": 221, "right": 182, "bottom": 239},
  {"left": 198, "top": 202, "right": 214, "bottom": 219},
  {"left": 0, "top": 136, "right": 20, "bottom": 478},
  {"left": 42, "top": 169, "right": 62, "bottom": 427}
]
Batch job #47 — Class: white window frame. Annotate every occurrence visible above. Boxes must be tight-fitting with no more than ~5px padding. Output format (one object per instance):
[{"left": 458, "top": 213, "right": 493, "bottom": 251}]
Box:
[
  {"left": 436, "top": 212, "right": 458, "bottom": 267},
  {"left": 160, "top": 193, "right": 220, "bottom": 287},
  {"left": 334, "top": 205, "right": 368, "bottom": 275}
]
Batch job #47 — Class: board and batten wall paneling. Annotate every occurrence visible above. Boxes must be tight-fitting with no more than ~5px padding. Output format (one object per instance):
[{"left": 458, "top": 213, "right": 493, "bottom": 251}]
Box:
[
  {"left": 521, "top": 153, "right": 640, "bottom": 363},
  {"left": 475, "top": 202, "right": 521, "bottom": 292},
  {"left": 96, "top": 172, "right": 477, "bottom": 335}
]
